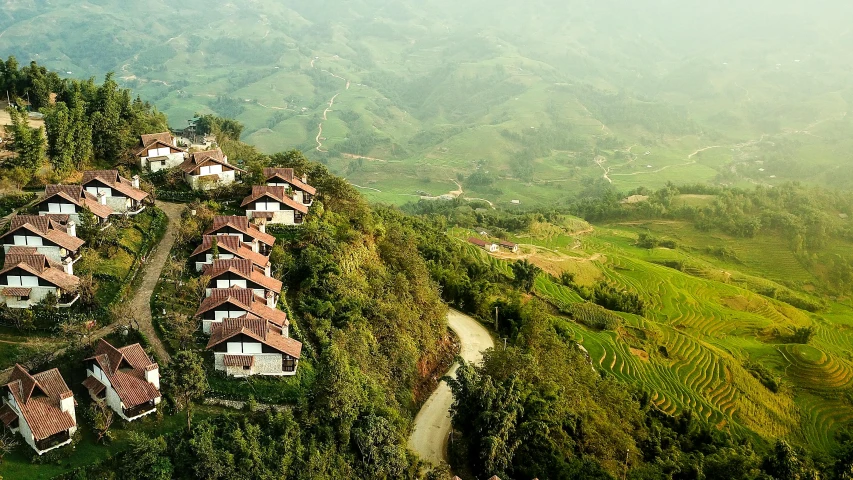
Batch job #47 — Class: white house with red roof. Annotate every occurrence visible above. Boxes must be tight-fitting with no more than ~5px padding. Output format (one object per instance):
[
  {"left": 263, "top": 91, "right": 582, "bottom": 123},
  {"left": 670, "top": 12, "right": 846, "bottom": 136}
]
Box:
[
  {"left": 82, "top": 339, "right": 161, "bottom": 421},
  {"left": 241, "top": 186, "right": 309, "bottom": 226},
  {"left": 0, "top": 364, "right": 77, "bottom": 455},
  {"left": 37, "top": 185, "right": 114, "bottom": 224},
  {"left": 135, "top": 132, "right": 186, "bottom": 172},
  {"left": 179, "top": 148, "right": 244, "bottom": 190},
  {"left": 0, "top": 246, "right": 79, "bottom": 308},
  {"left": 206, "top": 317, "right": 302, "bottom": 377},
  {"left": 195, "top": 287, "right": 287, "bottom": 334},
  {"left": 204, "top": 216, "right": 275, "bottom": 255},
  {"left": 202, "top": 258, "right": 282, "bottom": 306},
  {"left": 1, "top": 215, "right": 84, "bottom": 265},
  {"left": 191, "top": 234, "right": 271, "bottom": 275},
  {"left": 82, "top": 170, "right": 149, "bottom": 214},
  {"left": 263, "top": 168, "right": 316, "bottom": 206}
]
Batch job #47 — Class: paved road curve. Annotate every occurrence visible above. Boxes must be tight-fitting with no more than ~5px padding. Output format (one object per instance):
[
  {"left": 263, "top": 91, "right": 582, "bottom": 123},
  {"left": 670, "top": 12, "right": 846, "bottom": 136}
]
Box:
[
  {"left": 129, "top": 201, "right": 184, "bottom": 364},
  {"left": 408, "top": 309, "right": 494, "bottom": 466}
]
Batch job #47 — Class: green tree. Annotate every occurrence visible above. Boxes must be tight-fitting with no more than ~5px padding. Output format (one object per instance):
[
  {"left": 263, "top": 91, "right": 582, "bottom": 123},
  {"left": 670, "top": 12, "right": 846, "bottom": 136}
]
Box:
[
  {"left": 121, "top": 433, "right": 174, "bottom": 480},
  {"left": 43, "top": 101, "right": 75, "bottom": 175},
  {"left": 6, "top": 106, "right": 45, "bottom": 172},
  {"left": 510, "top": 259, "right": 541, "bottom": 292},
  {"left": 164, "top": 351, "right": 208, "bottom": 430}
]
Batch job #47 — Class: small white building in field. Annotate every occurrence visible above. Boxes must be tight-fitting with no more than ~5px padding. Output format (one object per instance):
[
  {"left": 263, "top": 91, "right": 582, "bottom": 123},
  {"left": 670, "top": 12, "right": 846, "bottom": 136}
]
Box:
[{"left": 82, "top": 340, "right": 161, "bottom": 422}]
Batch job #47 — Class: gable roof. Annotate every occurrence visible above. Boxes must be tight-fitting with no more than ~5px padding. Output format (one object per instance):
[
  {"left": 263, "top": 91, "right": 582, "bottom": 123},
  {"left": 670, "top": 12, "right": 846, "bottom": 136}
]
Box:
[
  {"left": 468, "top": 237, "right": 489, "bottom": 247},
  {"left": 2, "top": 216, "right": 85, "bottom": 253},
  {"left": 0, "top": 248, "right": 79, "bottom": 291},
  {"left": 179, "top": 149, "right": 245, "bottom": 174},
  {"left": 205, "top": 216, "right": 276, "bottom": 246},
  {"left": 85, "top": 340, "right": 160, "bottom": 408},
  {"left": 240, "top": 186, "right": 309, "bottom": 214},
  {"left": 263, "top": 167, "right": 317, "bottom": 195},
  {"left": 4, "top": 364, "right": 75, "bottom": 440},
  {"left": 202, "top": 258, "right": 283, "bottom": 294},
  {"left": 195, "top": 287, "right": 288, "bottom": 327},
  {"left": 82, "top": 170, "right": 149, "bottom": 202},
  {"left": 10, "top": 215, "right": 68, "bottom": 233},
  {"left": 191, "top": 235, "right": 270, "bottom": 271},
  {"left": 42, "top": 185, "right": 114, "bottom": 219},
  {"left": 207, "top": 317, "right": 302, "bottom": 358},
  {"left": 499, "top": 240, "right": 517, "bottom": 248},
  {"left": 135, "top": 132, "right": 184, "bottom": 157}
]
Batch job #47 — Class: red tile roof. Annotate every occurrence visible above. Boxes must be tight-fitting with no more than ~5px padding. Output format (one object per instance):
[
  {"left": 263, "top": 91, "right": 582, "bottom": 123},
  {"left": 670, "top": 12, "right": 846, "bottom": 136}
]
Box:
[
  {"left": 468, "top": 237, "right": 487, "bottom": 247},
  {"left": 202, "top": 258, "right": 283, "bottom": 294},
  {"left": 240, "top": 186, "right": 309, "bottom": 213},
  {"left": 205, "top": 216, "right": 276, "bottom": 246},
  {"left": 42, "top": 185, "right": 114, "bottom": 219},
  {"left": 179, "top": 148, "right": 245, "bottom": 174},
  {"left": 207, "top": 318, "right": 302, "bottom": 358},
  {"left": 0, "top": 249, "right": 79, "bottom": 291},
  {"left": 85, "top": 340, "right": 160, "bottom": 408},
  {"left": 2, "top": 215, "right": 85, "bottom": 252},
  {"left": 499, "top": 240, "right": 517, "bottom": 248},
  {"left": 135, "top": 132, "right": 185, "bottom": 156},
  {"left": 82, "top": 376, "right": 105, "bottom": 397},
  {"left": 223, "top": 355, "right": 254, "bottom": 367},
  {"left": 4, "top": 365, "right": 75, "bottom": 440},
  {"left": 263, "top": 167, "right": 317, "bottom": 195},
  {"left": 195, "top": 287, "right": 288, "bottom": 327},
  {"left": 82, "top": 170, "right": 149, "bottom": 202},
  {"left": 191, "top": 235, "right": 270, "bottom": 271},
  {"left": 2, "top": 287, "right": 32, "bottom": 297}
]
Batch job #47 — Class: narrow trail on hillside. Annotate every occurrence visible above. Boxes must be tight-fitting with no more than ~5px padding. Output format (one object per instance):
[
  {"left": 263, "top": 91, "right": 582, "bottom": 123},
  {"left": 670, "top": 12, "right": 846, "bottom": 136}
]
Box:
[
  {"left": 311, "top": 58, "right": 349, "bottom": 152},
  {"left": 408, "top": 309, "right": 494, "bottom": 466},
  {"left": 129, "top": 202, "right": 184, "bottom": 364}
]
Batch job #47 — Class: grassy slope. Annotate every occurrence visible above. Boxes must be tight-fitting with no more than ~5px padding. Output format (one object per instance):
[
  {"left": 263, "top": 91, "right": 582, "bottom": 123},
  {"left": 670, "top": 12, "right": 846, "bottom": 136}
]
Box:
[{"left": 451, "top": 214, "right": 853, "bottom": 453}]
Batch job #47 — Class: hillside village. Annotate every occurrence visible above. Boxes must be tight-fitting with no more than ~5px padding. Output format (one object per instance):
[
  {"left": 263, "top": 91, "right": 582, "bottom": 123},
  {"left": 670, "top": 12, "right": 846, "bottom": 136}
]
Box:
[{"left": 0, "top": 119, "right": 316, "bottom": 454}]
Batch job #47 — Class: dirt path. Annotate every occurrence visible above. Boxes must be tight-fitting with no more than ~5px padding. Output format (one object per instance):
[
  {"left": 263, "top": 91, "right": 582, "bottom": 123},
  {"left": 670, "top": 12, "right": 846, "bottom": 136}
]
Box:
[
  {"left": 408, "top": 309, "right": 494, "bottom": 466},
  {"left": 130, "top": 201, "right": 184, "bottom": 364}
]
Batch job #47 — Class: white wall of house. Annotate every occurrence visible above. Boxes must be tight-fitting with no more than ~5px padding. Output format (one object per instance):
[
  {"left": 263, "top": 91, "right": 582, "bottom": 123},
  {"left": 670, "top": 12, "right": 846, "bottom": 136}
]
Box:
[
  {"left": 202, "top": 309, "right": 248, "bottom": 334},
  {"left": 42, "top": 203, "right": 77, "bottom": 215},
  {"left": 141, "top": 151, "right": 185, "bottom": 172},
  {"left": 6, "top": 393, "right": 75, "bottom": 455},
  {"left": 185, "top": 170, "right": 236, "bottom": 191},
  {"left": 3, "top": 244, "right": 65, "bottom": 264},
  {"left": 88, "top": 366, "right": 159, "bottom": 422},
  {"left": 214, "top": 352, "right": 289, "bottom": 377},
  {"left": 245, "top": 209, "right": 299, "bottom": 226},
  {"left": 105, "top": 196, "right": 132, "bottom": 213},
  {"left": 194, "top": 253, "right": 236, "bottom": 272}
]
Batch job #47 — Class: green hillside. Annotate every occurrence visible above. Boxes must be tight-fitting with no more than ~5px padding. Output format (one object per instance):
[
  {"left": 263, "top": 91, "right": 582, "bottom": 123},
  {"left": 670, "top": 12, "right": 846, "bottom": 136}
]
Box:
[{"left": 3, "top": 1, "right": 853, "bottom": 205}]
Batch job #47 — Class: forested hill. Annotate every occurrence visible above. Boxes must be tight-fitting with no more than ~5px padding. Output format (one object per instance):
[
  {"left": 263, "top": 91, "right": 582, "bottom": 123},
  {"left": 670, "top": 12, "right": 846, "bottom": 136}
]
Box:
[{"left": 2, "top": 0, "right": 853, "bottom": 205}]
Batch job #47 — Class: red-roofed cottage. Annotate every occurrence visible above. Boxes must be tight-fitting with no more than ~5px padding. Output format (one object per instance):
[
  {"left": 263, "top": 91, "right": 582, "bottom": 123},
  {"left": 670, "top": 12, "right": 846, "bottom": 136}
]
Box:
[
  {"left": 0, "top": 246, "right": 79, "bottom": 308},
  {"left": 0, "top": 365, "right": 77, "bottom": 455},
  {"left": 82, "top": 340, "right": 161, "bottom": 421},
  {"left": 206, "top": 317, "right": 302, "bottom": 377},
  {"left": 241, "top": 186, "right": 309, "bottom": 226},
  {"left": 263, "top": 168, "right": 316, "bottom": 206},
  {"left": 82, "top": 170, "right": 150, "bottom": 214},
  {"left": 135, "top": 132, "right": 186, "bottom": 172}
]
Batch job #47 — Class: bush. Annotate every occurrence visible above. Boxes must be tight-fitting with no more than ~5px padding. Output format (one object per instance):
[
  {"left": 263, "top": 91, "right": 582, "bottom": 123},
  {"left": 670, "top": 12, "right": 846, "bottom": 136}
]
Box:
[{"left": 745, "top": 360, "right": 780, "bottom": 392}]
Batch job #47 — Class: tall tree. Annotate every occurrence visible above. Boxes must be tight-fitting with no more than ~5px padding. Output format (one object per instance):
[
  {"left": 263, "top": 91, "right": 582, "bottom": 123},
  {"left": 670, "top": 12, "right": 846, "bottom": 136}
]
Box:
[
  {"left": 43, "top": 101, "right": 75, "bottom": 175},
  {"left": 163, "top": 351, "right": 208, "bottom": 430},
  {"left": 6, "top": 106, "right": 45, "bottom": 172}
]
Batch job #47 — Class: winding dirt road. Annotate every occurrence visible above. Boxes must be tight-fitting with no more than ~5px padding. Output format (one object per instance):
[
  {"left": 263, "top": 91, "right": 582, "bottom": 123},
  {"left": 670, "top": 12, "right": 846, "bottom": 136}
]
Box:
[{"left": 408, "top": 309, "right": 494, "bottom": 466}]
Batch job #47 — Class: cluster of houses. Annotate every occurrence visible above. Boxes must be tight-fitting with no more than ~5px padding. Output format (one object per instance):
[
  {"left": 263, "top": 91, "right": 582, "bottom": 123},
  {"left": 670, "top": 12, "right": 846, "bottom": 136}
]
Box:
[
  {"left": 135, "top": 131, "right": 245, "bottom": 191},
  {"left": 188, "top": 167, "right": 316, "bottom": 377},
  {"left": 0, "top": 169, "right": 151, "bottom": 309},
  {"left": 468, "top": 237, "right": 519, "bottom": 254},
  {"left": 0, "top": 335, "right": 162, "bottom": 455}
]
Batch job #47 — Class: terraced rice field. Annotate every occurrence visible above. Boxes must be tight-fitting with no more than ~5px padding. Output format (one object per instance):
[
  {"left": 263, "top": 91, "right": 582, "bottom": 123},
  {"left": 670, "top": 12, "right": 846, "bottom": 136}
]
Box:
[{"left": 454, "top": 220, "right": 853, "bottom": 452}]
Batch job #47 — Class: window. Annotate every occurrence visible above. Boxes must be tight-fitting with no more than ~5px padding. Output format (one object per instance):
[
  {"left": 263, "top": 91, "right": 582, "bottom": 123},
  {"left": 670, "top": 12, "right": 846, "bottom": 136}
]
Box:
[
  {"left": 294, "top": 211, "right": 304, "bottom": 224},
  {"left": 243, "top": 365, "right": 251, "bottom": 371},
  {"left": 226, "top": 342, "right": 241, "bottom": 353},
  {"left": 86, "top": 186, "right": 111, "bottom": 197},
  {"left": 243, "top": 343, "right": 262, "bottom": 354},
  {"left": 283, "top": 357, "right": 296, "bottom": 372},
  {"left": 12, "top": 235, "right": 43, "bottom": 246}
]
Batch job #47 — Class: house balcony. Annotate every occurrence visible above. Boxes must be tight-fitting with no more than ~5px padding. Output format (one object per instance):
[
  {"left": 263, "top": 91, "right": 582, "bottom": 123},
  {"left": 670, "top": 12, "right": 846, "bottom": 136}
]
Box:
[
  {"left": 57, "top": 293, "right": 80, "bottom": 308},
  {"left": 34, "top": 429, "right": 71, "bottom": 453},
  {"left": 123, "top": 400, "right": 157, "bottom": 420}
]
